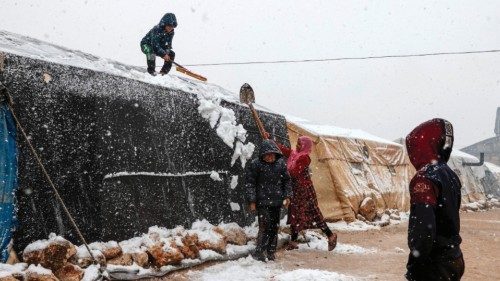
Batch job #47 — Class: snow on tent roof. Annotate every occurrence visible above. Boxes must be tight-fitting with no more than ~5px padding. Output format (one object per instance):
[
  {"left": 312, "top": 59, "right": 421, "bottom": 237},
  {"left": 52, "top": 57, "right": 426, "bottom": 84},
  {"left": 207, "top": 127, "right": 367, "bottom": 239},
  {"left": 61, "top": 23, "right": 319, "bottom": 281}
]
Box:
[
  {"left": 485, "top": 162, "right": 500, "bottom": 174},
  {"left": 0, "top": 30, "right": 243, "bottom": 103},
  {"left": 452, "top": 150, "right": 479, "bottom": 161},
  {"left": 285, "top": 114, "right": 400, "bottom": 146}
]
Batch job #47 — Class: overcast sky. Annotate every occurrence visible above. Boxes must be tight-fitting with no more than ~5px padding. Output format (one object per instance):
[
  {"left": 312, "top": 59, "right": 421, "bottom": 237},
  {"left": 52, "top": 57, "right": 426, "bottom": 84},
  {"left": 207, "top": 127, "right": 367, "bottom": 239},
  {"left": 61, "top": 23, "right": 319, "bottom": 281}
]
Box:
[{"left": 1, "top": 0, "right": 499, "bottom": 148}]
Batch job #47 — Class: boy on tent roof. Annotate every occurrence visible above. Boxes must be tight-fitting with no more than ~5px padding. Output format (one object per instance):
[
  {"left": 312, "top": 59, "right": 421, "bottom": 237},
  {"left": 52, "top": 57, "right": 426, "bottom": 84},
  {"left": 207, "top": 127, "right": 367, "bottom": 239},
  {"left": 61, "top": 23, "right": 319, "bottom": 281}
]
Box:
[{"left": 140, "top": 13, "right": 177, "bottom": 76}]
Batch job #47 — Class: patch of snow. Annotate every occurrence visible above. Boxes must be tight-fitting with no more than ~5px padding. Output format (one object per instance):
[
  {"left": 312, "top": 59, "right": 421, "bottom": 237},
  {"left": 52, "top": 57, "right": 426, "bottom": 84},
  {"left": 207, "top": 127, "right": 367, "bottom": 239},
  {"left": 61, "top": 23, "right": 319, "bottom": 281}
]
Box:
[
  {"left": 188, "top": 256, "right": 359, "bottom": 281},
  {"left": 103, "top": 170, "right": 228, "bottom": 180},
  {"left": 485, "top": 162, "right": 500, "bottom": 174},
  {"left": 327, "top": 220, "right": 381, "bottom": 232},
  {"left": 199, "top": 249, "right": 223, "bottom": 261},
  {"left": 188, "top": 256, "right": 274, "bottom": 281},
  {"left": 285, "top": 114, "right": 399, "bottom": 146},
  {"left": 334, "top": 243, "right": 376, "bottom": 255},
  {"left": 190, "top": 220, "right": 224, "bottom": 244},
  {"left": 452, "top": 150, "right": 479, "bottom": 161},
  {"left": 82, "top": 265, "right": 101, "bottom": 281},
  {"left": 76, "top": 245, "right": 102, "bottom": 259},
  {"left": 0, "top": 30, "right": 241, "bottom": 103},
  {"left": 23, "top": 232, "right": 67, "bottom": 254},
  {"left": 230, "top": 202, "right": 241, "bottom": 211},
  {"left": 119, "top": 237, "right": 146, "bottom": 254},
  {"left": 0, "top": 263, "right": 27, "bottom": 278},
  {"left": 230, "top": 175, "right": 239, "bottom": 189},
  {"left": 26, "top": 264, "right": 52, "bottom": 275},
  {"left": 210, "top": 171, "right": 222, "bottom": 181},
  {"left": 89, "top": 241, "right": 119, "bottom": 252},
  {"left": 231, "top": 141, "right": 255, "bottom": 168},
  {"left": 274, "top": 269, "right": 358, "bottom": 281},
  {"left": 297, "top": 231, "right": 376, "bottom": 254}
]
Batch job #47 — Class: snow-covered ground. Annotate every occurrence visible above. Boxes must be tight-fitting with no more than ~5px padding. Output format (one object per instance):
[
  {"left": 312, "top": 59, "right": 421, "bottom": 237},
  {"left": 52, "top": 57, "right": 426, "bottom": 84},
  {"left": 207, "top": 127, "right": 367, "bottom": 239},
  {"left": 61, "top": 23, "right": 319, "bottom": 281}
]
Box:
[{"left": 187, "top": 256, "right": 359, "bottom": 281}]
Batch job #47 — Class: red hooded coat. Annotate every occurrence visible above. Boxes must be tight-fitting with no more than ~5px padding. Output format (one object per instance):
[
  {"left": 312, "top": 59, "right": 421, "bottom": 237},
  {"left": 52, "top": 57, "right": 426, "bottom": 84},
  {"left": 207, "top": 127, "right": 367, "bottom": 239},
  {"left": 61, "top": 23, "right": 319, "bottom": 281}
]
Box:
[
  {"left": 405, "top": 119, "right": 464, "bottom": 281},
  {"left": 277, "top": 136, "right": 326, "bottom": 233}
]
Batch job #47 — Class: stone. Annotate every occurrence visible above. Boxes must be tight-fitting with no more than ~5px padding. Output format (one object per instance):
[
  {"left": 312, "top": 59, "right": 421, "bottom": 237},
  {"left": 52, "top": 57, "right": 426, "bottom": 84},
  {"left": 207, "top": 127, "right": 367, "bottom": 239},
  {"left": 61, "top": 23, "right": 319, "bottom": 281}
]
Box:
[
  {"left": 177, "top": 234, "right": 200, "bottom": 260},
  {"left": 214, "top": 225, "right": 248, "bottom": 246},
  {"left": 147, "top": 242, "right": 184, "bottom": 267},
  {"left": 359, "top": 197, "right": 377, "bottom": 221},
  {"left": 389, "top": 213, "right": 401, "bottom": 220},
  {"left": 107, "top": 253, "right": 133, "bottom": 266},
  {"left": 54, "top": 264, "right": 84, "bottom": 281},
  {"left": 131, "top": 252, "right": 149, "bottom": 267},
  {"left": 100, "top": 246, "right": 122, "bottom": 261},
  {"left": 356, "top": 214, "right": 367, "bottom": 221}
]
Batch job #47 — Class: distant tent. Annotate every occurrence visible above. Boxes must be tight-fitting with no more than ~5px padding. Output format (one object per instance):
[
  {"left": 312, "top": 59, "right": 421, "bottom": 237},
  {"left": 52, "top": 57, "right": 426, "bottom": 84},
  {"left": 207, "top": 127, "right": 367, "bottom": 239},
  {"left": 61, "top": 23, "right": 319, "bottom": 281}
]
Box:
[
  {"left": 0, "top": 96, "right": 18, "bottom": 262},
  {"left": 447, "top": 150, "right": 500, "bottom": 201},
  {"left": 285, "top": 116, "right": 411, "bottom": 222},
  {"left": 484, "top": 162, "right": 500, "bottom": 198},
  {"left": 397, "top": 139, "right": 500, "bottom": 204}
]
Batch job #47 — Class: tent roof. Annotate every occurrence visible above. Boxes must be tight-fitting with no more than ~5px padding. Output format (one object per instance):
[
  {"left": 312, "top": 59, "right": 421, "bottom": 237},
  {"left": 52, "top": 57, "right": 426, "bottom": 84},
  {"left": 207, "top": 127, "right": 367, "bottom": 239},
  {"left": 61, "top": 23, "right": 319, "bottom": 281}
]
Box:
[
  {"left": 451, "top": 150, "right": 479, "bottom": 161},
  {"left": 285, "top": 114, "right": 401, "bottom": 146},
  {"left": 485, "top": 162, "right": 500, "bottom": 174},
  {"left": 0, "top": 30, "right": 244, "bottom": 104}
]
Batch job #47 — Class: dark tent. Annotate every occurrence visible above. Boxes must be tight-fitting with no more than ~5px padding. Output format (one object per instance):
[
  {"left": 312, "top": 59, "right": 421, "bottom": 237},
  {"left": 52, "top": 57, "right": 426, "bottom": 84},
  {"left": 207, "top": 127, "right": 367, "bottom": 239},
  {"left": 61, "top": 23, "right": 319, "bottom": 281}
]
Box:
[{"left": 0, "top": 31, "right": 289, "bottom": 253}]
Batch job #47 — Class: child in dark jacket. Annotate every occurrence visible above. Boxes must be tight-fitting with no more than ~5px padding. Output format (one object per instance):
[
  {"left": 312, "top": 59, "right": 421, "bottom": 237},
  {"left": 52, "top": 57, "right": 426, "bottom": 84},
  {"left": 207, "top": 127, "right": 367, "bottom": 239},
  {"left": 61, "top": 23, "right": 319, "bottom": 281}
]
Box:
[
  {"left": 140, "top": 13, "right": 177, "bottom": 76},
  {"left": 405, "top": 119, "right": 464, "bottom": 281},
  {"left": 245, "top": 140, "right": 292, "bottom": 261}
]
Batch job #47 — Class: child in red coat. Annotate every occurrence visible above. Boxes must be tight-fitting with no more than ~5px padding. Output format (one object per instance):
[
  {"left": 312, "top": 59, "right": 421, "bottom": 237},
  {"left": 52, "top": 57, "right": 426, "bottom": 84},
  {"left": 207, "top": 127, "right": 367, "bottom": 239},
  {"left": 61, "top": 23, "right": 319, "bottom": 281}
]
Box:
[{"left": 275, "top": 135, "right": 337, "bottom": 251}]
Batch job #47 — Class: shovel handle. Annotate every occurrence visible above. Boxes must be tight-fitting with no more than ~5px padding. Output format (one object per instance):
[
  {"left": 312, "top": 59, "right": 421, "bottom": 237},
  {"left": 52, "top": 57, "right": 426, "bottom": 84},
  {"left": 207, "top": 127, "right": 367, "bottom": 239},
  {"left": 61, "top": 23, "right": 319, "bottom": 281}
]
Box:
[{"left": 248, "top": 103, "right": 268, "bottom": 139}]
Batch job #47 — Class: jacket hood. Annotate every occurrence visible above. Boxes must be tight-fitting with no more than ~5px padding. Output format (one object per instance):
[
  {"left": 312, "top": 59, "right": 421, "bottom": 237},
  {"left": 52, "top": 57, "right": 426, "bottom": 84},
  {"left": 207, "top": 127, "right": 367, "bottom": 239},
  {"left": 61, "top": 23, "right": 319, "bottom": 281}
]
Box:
[
  {"left": 297, "top": 136, "right": 313, "bottom": 155},
  {"left": 259, "top": 140, "right": 283, "bottom": 159},
  {"left": 159, "top": 13, "right": 177, "bottom": 28},
  {"left": 406, "top": 118, "right": 454, "bottom": 170}
]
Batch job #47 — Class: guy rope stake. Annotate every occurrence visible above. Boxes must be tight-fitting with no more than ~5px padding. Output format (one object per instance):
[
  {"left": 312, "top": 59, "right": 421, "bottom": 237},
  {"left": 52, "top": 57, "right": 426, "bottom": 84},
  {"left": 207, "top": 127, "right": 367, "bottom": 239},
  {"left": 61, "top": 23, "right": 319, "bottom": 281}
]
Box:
[{"left": 0, "top": 83, "right": 99, "bottom": 266}]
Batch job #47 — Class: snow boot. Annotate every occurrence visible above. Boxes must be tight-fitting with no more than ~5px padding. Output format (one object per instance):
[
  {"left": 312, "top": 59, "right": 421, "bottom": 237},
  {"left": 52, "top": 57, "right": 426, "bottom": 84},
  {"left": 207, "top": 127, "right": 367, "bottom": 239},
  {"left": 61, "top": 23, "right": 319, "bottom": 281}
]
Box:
[
  {"left": 285, "top": 241, "right": 299, "bottom": 251},
  {"left": 251, "top": 251, "right": 266, "bottom": 262},
  {"left": 159, "top": 61, "right": 173, "bottom": 75},
  {"left": 328, "top": 233, "right": 338, "bottom": 251},
  {"left": 147, "top": 60, "right": 156, "bottom": 76}
]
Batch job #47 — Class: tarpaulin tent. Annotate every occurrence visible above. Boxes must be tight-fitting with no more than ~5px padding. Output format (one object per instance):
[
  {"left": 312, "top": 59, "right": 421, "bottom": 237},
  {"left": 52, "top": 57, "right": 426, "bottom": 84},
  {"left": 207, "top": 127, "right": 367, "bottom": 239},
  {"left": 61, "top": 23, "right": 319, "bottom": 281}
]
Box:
[
  {"left": 285, "top": 116, "right": 411, "bottom": 222},
  {"left": 448, "top": 151, "right": 500, "bottom": 201},
  {"left": 0, "top": 30, "right": 289, "bottom": 252},
  {"left": 0, "top": 93, "right": 18, "bottom": 262},
  {"left": 484, "top": 162, "right": 500, "bottom": 198},
  {"left": 396, "top": 138, "right": 500, "bottom": 204}
]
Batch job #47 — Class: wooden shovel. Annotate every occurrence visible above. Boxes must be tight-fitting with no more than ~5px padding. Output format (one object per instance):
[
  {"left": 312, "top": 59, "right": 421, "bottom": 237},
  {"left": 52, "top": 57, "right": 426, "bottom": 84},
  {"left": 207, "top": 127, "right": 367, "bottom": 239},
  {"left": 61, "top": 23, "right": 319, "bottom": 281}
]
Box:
[
  {"left": 240, "top": 83, "right": 268, "bottom": 139},
  {"left": 173, "top": 62, "right": 207, "bottom": 82}
]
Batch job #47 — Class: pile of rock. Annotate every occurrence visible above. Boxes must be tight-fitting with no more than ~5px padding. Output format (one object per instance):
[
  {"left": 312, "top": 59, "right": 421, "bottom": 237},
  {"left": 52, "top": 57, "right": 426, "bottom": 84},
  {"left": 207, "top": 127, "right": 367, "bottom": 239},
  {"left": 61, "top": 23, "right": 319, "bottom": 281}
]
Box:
[
  {"left": 0, "top": 221, "right": 249, "bottom": 281},
  {"left": 356, "top": 198, "right": 407, "bottom": 227},
  {"left": 461, "top": 197, "right": 500, "bottom": 212}
]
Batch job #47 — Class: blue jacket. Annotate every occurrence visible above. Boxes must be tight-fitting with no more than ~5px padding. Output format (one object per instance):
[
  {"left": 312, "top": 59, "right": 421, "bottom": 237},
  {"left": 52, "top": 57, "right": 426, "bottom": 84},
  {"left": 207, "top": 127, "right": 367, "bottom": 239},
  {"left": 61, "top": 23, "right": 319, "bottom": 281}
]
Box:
[{"left": 141, "top": 13, "right": 177, "bottom": 58}]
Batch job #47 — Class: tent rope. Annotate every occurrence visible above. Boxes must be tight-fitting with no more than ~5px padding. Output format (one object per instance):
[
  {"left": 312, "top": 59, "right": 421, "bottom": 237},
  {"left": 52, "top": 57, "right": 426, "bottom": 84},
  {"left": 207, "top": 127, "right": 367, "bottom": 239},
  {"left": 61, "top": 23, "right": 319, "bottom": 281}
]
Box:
[{"left": 1, "top": 86, "right": 98, "bottom": 265}]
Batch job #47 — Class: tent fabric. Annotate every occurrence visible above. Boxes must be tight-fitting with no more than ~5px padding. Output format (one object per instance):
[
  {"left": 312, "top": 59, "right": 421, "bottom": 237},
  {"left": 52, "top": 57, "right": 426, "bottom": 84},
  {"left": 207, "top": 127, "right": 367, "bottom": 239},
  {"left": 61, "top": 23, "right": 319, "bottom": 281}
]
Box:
[
  {"left": 447, "top": 152, "right": 500, "bottom": 202},
  {"left": 0, "top": 102, "right": 18, "bottom": 262},
  {"left": 484, "top": 162, "right": 500, "bottom": 197},
  {"left": 286, "top": 120, "right": 411, "bottom": 222}
]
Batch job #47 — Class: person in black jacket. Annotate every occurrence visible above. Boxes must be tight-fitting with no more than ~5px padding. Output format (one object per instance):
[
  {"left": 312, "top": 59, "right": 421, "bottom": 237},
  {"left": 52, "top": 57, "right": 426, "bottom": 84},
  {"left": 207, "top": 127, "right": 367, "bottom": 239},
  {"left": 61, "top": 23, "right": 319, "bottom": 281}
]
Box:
[
  {"left": 140, "top": 13, "right": 177, "bottom": 76},
  {"left": 245, "top": 140, "right": 292, "bottom": 261},
  {"left": 405, "top": 118, "right": 465, "bottom": 281}
]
